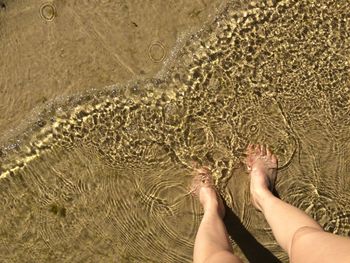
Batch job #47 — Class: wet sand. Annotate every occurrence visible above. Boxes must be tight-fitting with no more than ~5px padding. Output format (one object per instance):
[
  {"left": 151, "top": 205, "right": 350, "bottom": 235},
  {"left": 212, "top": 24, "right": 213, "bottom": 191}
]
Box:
[
  {"left": 1, "top": 0, "right": 350, "bottom": 262},
  {"left": 0, "top": 0, "right": 226, "bottom": 141}
]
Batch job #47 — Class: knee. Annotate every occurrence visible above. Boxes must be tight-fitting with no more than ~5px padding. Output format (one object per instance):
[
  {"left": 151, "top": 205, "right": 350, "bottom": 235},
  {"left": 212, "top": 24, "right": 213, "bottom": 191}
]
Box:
[{"left": 289, "top": 226, "right": 323, "bottom": 260}]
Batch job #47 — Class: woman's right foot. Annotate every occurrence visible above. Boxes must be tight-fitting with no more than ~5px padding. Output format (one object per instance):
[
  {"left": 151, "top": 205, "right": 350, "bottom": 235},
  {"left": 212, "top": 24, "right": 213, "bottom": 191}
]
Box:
[{"left": 245, "top": 144, "right": 278, "bottom": 211}]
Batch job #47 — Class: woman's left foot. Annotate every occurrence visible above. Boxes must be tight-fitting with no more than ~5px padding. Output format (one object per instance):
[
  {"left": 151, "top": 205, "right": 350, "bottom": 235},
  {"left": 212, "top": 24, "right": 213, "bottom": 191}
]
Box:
[{"left": 190, "top": 167, "right": 225, "bottom": 218}]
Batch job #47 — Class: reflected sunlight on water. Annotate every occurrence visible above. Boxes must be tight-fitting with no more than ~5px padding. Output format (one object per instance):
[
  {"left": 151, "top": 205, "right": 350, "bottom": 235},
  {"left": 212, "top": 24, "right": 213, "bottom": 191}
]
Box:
[{"left": 0, "top": 0, "right": 350, "bottom": 262}]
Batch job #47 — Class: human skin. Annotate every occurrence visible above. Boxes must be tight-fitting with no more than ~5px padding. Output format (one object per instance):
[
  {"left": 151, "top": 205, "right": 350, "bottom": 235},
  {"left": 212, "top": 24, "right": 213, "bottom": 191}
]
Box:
[{"left": 192, "top": 144, "right": 350, "bottom": 263}]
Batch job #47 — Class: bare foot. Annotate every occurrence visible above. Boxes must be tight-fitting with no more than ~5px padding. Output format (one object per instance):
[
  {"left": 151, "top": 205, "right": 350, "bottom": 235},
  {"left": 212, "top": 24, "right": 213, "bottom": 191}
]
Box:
[
  {"left": 245, "top": 144, "right": 278, "bottom": 211},
  {"left": 189, "top": 167, "right": 225, "bottom": 218}
]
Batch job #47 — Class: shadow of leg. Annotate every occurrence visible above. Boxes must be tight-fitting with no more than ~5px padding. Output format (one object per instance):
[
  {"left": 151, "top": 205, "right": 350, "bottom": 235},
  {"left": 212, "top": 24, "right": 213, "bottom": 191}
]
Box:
[{"left": 223, "top": 202, "right": 282, "bottom": 263}]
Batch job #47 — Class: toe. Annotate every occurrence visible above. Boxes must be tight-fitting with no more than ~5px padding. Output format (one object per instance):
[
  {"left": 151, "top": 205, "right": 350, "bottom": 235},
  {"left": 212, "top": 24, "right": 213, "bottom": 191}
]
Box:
[
  {"left": 271, "top": 154, "right": 278, "bottom": 165},
  {"left": 246, "top": 143, "right": 254, "bottom": 154},
  {"left": 260, "top": 144, "right": 267, "bottom": 156},
  {"left": 254, "top": 144, "right": 260, "bottom": 154},
  {"left": 266, "top": 147, "right": 272, "bottom": 157}
]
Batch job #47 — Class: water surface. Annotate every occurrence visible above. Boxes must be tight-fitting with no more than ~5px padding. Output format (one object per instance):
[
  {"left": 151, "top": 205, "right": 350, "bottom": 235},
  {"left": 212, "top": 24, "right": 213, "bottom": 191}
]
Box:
[{"left": 1, "top": 0, "right": 350, "bottom": 262}]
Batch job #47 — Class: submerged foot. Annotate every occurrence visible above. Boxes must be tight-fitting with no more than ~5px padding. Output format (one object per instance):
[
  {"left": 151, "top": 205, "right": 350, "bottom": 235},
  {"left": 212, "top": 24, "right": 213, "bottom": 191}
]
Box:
[
  {"left": 189, "top": 167, "right": 225, "bottom": 218},
  {"left": 245, "top": 144, "right": 278, "bottom": 211}
]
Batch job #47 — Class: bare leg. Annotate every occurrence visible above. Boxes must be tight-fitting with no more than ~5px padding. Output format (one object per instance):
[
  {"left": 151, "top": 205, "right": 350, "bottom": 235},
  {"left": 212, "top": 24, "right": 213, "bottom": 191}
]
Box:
[
  {"left": 191, "top": 168, "right": 242, "bottom": 263},
  {"left": 246, "top": 144, "right": 350, "bottom": 263}
]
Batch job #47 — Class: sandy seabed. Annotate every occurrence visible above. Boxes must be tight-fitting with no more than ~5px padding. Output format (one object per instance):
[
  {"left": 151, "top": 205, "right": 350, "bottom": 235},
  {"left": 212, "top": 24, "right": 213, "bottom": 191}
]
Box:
[{"left": 0, "top": 0, "right": 350, "bottom": 262}]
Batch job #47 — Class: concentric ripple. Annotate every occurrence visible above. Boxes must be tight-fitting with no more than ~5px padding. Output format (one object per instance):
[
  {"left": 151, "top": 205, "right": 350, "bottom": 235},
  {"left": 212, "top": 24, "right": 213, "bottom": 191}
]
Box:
[
  {"left": 149, "top": 41, "right": 167, "bottom": 63},
  {"left": 39, "top": 2, "right": 56, "bottom": 22}
]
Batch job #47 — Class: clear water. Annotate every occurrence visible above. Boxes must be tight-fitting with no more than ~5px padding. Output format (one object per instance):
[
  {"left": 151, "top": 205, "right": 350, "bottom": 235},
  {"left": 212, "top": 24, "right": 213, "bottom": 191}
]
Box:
[{"left": 0, "top": 0, "right": 350, "bottom": 262}]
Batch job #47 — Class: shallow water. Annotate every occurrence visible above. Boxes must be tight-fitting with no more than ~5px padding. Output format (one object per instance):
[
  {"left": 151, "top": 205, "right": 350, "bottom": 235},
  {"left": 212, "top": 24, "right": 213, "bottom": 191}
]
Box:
[{"left": 1, "top": 0, "right": 350, "bottom": 262}]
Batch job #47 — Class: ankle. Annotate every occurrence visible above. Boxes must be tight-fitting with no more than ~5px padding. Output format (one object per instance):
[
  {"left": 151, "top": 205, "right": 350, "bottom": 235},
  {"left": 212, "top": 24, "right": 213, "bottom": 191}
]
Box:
[
  {"left": 203, "top": 198, "right": 219, "bottom": 212},
  {"left": 251, "top": 188, "right": 274, "bottom": 211}
]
